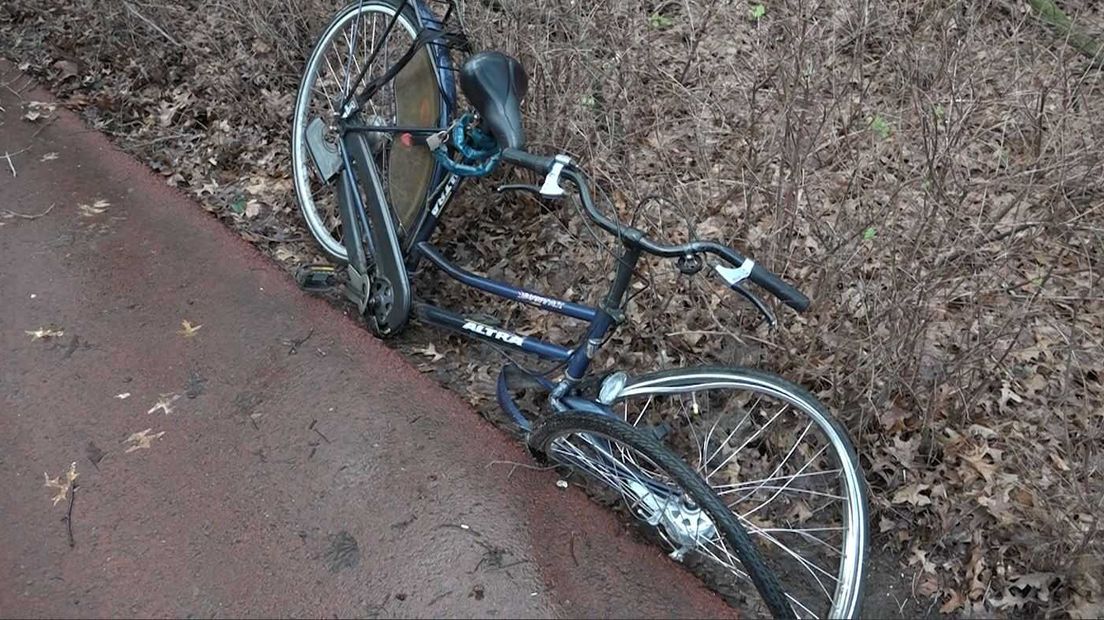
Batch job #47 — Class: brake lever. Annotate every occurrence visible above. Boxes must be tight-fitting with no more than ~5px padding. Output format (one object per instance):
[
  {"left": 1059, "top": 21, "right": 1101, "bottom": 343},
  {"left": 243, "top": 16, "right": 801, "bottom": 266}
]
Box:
[
  {"left": 731, "top": 283, "right": 777, "bottom": 329},
  {"left": 711, "top": 261, "right": 776, "bottom": 328},
  {"left": 496, "top": 183, "right": 558, "bottom": 198}
]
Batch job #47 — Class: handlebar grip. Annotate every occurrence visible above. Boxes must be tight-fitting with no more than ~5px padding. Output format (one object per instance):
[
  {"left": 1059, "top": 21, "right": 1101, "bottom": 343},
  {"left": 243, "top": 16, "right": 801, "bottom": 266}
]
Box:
[
  {"left": 501, "top": 148, "right": 555, "bottom": 174},
  {"left": 750, "top": 263, "right": 810, "bottom": 312}
]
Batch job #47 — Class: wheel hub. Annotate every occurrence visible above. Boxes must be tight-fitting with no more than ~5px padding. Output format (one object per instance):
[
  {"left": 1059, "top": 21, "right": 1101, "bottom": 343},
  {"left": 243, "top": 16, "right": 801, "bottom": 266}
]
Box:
[{"left": 625, "top": 479, "right": 717, "bottom": 560}]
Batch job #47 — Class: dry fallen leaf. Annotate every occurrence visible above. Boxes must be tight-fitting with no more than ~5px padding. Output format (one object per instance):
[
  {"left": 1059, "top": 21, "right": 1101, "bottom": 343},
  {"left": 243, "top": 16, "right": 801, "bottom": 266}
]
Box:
[
  {"left": 78, "top": 199, "right": 110, "bottom": 217},
  {"left": 26, "top": 327, "right": 64, "bottom": 340},
  {"left": 52, "top": 59, "right": 79, "bottom": 82},
  {"left": 415, "top": 342, "right": 445, "bottom": 362},
  {"left": 273, "top": 246, "right": 305, "bottom": 263},
  {"left": 244, "top": 176, "right": 270, "bottom": 195},
  {"left": 43, "top": 462, "right": 78, "bottom": 506},
  {"left": 124, "top": 428, "right": 166, "bottom": 453},
  {"left": 939, "top": 588, "right": 967, "bottom": 614},
  {"left": 147, "top": 393, "right": 179, "bottom": 415},
  {"left": 892, "top": 482, "right": 933, "bottom": 506},
  {"left": 178, "top": 320, "right": 203, "bottom": 338},
  {"left": 22, "top": 101, "right": 56, "bottom": 122}
]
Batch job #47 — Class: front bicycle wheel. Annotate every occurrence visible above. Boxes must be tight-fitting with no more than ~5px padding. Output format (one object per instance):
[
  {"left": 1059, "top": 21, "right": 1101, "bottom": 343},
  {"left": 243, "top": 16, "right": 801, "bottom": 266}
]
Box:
[
  {"left": 529, "top": 412, "right": 795, "bottom": 619},
  {"left": 291, "top": 0, "right": 449, "bottom": 264},
  {"left": 610, "top": 366, "right": 869, "bottom": 618}
]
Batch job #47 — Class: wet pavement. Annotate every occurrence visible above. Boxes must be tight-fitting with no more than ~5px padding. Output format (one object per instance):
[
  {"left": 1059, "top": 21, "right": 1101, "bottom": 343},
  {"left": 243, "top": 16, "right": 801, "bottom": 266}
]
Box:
[{"left": 0, "top": 60, "right": 735, "bottom": 618}]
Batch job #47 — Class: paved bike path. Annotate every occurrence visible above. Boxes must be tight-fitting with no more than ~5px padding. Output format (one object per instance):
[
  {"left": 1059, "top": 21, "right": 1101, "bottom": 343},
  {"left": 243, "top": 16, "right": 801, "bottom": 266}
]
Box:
[{"left": 0, "top": 61, "right": 734, "bottom": 618}]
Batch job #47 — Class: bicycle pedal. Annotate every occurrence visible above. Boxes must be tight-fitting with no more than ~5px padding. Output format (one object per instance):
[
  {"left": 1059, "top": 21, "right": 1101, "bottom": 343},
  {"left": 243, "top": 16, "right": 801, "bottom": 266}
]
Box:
[{"left": 295, "top": 263, "right": 338, "bottom": 293}]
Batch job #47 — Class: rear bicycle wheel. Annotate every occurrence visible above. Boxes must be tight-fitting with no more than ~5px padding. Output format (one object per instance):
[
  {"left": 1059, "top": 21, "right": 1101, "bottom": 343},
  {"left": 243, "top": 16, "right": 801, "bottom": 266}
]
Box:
[
  {"left": 529, "top": 412, "right": 795, "bottom": 619},
  {"left": 291, "top": 0, "right": 449, "bottom": 264},
  {"left": 610, "top": 366, "right": 869, "bottom": 618}
]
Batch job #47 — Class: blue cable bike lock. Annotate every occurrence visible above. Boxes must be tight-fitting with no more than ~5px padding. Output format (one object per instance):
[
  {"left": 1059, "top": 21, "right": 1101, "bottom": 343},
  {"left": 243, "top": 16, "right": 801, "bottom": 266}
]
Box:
[{"left": 432, "top": 114, "right": 502, "bottom": 177}]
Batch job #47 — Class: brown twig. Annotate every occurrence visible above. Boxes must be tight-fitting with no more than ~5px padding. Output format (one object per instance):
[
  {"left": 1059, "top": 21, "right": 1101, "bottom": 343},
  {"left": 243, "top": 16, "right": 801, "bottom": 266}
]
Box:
[
  {"left": 2, "top": 151, "right": 16, "bottom": 177},
  {"left": 2, "top": 82, "right": 25, "bottom": 101},
  {"left": 123, "top": 2, "right": 182, "bottom": 47},
  {"left": 308, "top": 419, "right": 330, "bottom": 444},
  {"left": 284, "top": 327, "right": 314, "bottom": 355},
  {"left": 63, "top": 483, "right": 78, "bottom": 548},
  {"left": 3, "top": 203, "right": 56, "bottom": 220}
]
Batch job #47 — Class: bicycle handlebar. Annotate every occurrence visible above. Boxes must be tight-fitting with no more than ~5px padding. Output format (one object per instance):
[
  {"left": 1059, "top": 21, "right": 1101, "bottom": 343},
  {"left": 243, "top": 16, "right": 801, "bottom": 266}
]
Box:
[
  {"left": 500, "top": 148, "right": 810, "bottom": 312},
  {"left": 501, "top": 148, "right": 556, "bottom": 174}
]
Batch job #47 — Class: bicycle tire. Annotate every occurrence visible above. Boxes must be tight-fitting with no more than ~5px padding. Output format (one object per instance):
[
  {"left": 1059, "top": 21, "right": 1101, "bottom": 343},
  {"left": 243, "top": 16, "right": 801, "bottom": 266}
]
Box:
[
  {"left": 529, "top": 411, "right": 796, "bottom": 619},
  {"left": 291, "top": 0, "right": 449, "bottom": 264},
  {"left": 614, "top": 366, "right": 869, "bottom": 618}
]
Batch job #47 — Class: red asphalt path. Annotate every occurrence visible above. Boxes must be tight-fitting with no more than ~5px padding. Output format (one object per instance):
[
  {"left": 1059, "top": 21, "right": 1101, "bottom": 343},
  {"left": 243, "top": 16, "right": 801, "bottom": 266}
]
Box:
[{"left": 0, "top": 61, "right": 734, "bottom": 618}]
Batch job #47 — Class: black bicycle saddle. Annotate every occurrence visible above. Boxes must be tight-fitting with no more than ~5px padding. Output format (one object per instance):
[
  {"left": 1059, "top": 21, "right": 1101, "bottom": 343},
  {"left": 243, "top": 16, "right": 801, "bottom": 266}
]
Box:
[{"left": 459, "top": 51, "right": 528, "bottom": 150}]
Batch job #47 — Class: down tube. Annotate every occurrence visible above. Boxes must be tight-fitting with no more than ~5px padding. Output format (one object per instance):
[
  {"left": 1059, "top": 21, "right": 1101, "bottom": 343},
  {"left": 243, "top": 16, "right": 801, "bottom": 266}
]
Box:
[{"left": 414, "top": 303, "right": 573, "bottom": 362}]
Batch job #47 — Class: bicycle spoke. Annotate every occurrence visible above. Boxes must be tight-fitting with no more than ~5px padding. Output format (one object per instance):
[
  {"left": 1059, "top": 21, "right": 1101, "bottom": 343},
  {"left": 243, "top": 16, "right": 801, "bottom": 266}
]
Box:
[
  {"left": 734, "top": 442, "right": 827, "bottom": 516},
  {"left": 703, "top": 402, "right": 788, "bottom": 481},
  {"left": 346, "top": 27, "right": 369, "bottom": 96},
  {"left": 609, "top": 373, "right": 868, "bottom": 618},
  {"left": 722, "top": 483, "right": 846, "bottom": 503},
  {"left": 762, "top": 527, "right": 846, "bottom": 557},
  {"left": 368, "top": 8, "right": 377, "bottom": 63},
  {"left": 550, "top": 437, "right": 672, "bottom": 525},
  {"left": 699, "top": 534, "right": 822, "bottom": 618},
  {"left": 712, "top": 468, "right": 842, "bottom": 494},
  {"left": 342, "top": 21, "right": 357, "bottom": 96},
  {"left": 315, "top": 74, "right": 336, "bottom": 113},
  {"left": 730, "top": 420, "right": 816, "bottom": 504},
  {"left": 322, "top": 54, "right": 342, "bottom": 99},
  {"left": 547, "top": 430, "right": 836, "bottom": 613},
  {"left": 696, "top": 535, "right": 816, "bottom": 618},
  {"left": 693, "top": 390, "right": 763, "bottom": 467},
  {"left": 629, "top": 395, "right": 653, "bottom": 427},
  {"left": 699, "top": 405, "right": 755, "bottom": 477},
  {"left": 672, "top": 392, "right": 711, "bottom": 472}
]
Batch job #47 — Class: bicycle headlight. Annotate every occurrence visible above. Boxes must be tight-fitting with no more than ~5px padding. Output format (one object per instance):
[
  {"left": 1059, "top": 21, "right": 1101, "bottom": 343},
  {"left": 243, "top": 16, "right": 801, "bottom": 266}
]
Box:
[{"left": 598, "top": 371, "right": 628, "bottom": 405}]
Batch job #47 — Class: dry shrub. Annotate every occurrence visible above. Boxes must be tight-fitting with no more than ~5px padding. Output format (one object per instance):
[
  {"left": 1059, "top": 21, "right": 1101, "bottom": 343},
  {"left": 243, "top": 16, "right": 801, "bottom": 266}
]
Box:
[
  {"left": 3, "top": 0, "right": 1103, "bottom": 614},
  {"left": 459, "top": 1, "right": 1104, "bottom": 614}
]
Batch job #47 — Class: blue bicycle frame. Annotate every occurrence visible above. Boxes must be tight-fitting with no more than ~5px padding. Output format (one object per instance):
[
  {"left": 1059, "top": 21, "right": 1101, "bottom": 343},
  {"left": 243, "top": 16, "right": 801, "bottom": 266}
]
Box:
[
  {"left": 331, "top": 0, "right": 808, "bottom": 431},
  {"left": 337, "top": 123, "right": 637, "bottom": 431},
  {"left": 408, "top": 238, "right": 641, "bottom": 430},
  {"left": 329, "top": 0, "right": 640, "bottom": 425}
]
